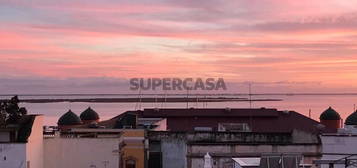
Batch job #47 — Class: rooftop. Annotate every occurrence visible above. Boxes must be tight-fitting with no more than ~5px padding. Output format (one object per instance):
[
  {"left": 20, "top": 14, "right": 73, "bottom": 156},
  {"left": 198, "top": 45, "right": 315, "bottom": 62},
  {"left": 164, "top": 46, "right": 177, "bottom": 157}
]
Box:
[
  {"left": 80, "top": 107, "right": 99, "bottom": 121},
  {"left": 141, "top": 108, "right": 279, "bottom": 117},
  {"left": 320, "top": 107, "right": 341, "bottom": 120},
  {"left": 345, "top": 110, "right": 357, "bottom": 125},
  {"left": 58, "top": 110, "right": 82, "bottom": 126},
  {"left": 0, "top": 115, "right": 39, "bottom": 143}
]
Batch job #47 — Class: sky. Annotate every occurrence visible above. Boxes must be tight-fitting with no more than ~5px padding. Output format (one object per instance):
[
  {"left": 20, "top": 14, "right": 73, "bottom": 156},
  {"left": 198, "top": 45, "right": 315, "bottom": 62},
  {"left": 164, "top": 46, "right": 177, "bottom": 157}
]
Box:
[{"left": 1, "top": 0, "right": 357, "bottom": 94}]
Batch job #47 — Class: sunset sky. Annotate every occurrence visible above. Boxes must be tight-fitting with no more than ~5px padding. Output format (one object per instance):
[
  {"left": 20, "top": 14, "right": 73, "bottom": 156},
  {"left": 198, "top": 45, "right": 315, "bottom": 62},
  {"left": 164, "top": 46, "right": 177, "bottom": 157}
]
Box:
[{"left": 1, "top": 0, "right": 357, "bottom": 93}]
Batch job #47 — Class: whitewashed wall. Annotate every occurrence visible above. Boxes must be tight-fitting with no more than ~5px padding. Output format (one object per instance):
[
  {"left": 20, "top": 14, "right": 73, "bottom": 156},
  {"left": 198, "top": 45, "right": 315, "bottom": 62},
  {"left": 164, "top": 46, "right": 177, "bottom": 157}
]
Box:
[
  {"left": 0, "top": 115, "right": 44, "bottom": 168},
  {"left": 44, "top": 137, "right": 119, "bottom": 168},
  {"left": 0, "top": 143, "right": 27, "bottom": 168},
  {"left": 320, "top": 135, "right": 357, "bottom": 168}
]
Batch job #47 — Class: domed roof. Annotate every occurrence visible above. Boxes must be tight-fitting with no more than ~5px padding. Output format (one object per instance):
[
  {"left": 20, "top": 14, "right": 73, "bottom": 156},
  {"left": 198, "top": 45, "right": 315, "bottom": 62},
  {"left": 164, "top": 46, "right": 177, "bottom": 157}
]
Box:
[
  {"left": 320, "top": 107, "right": 341, "bottom": 120},
  {"left": 345, "top": 110, "right": 357, "bottom": 125},
  {"left": 80, "top": 107, "right": 99, "bottom": 121},
  {"left": 58, "top": 110, "right": 82, "bottom": 126}
]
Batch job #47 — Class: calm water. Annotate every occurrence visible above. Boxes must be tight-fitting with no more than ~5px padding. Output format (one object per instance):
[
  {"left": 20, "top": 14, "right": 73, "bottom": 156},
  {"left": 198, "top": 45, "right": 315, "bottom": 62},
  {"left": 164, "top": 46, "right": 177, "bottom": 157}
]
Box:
[{"left": 1, "top": 94, "right": 357, "bottom": 126}]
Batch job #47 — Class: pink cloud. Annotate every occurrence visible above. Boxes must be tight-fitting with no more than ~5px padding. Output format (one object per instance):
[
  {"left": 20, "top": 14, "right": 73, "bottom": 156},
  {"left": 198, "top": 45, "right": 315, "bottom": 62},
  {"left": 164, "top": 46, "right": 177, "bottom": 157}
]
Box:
[{"left": 1, "top": 0, "right": 357, "bottom": 92}]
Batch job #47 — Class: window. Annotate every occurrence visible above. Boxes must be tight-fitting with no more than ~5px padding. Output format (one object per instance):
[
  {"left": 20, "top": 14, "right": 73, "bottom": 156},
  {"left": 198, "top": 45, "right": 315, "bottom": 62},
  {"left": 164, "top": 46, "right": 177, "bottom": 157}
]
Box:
[
  {"left": 148, "top": 152, "right": 162, "bottom": 168},
  {"left": 218, "top": 123, "right": 250, "bottom": 132},
  {"left": 126, "top": 159, "right": 136, "bottom": 168},
  {"left": 0, "top": 132, "right": 10, "bottom": 142}
]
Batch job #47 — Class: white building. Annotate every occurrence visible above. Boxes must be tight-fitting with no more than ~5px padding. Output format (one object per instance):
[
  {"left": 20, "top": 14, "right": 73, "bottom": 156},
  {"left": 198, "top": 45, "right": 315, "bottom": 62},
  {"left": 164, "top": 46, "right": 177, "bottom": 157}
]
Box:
[
  {"left": 0, "top": 115, "right": 44, "bottom": 168},
  {"left": 316, "top": 110, "right": 357, "bottom": 168},
  {"left": 1, "top": 109, "right": 122, "bottom": 168},
  {"left": 44, "top": 128, "right": 121, "bottom": 168},
  {"left": 45, "top": 108, "right": 126, "bottom": 168}
]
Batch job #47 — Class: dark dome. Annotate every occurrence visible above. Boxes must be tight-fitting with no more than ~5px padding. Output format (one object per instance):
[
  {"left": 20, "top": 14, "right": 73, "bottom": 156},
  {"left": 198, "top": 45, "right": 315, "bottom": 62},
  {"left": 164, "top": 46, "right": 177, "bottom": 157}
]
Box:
[
  {"left": 80, "top": 107, "right": 99, "bottom": 121},
  {"left": 58, "top": 110, "right": 82, "bottom": 126},
  {"left": 345, "top": 110, "right": 357, "bottom": 125},
  {"left": 320, "top": 107, "right": 341, "bottom": 120}
]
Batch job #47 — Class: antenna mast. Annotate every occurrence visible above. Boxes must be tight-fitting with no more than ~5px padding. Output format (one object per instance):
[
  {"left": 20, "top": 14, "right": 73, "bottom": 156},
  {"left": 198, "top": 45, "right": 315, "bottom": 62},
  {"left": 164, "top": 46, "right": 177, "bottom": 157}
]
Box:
[
  {"left": 135, "top": 87, "right": 142, "bottom": 110},
  {"left": 161, "top": 90, "right": 167, "bottom": 108},
  {"left": 249, "top": 83, "right": 253, "bottom": 132},
  {"left": 186, "top": 88, "right": 189, "bottom": 109},
  {"left": 249, "top": 83, "right": 252, "bottom": 108}
]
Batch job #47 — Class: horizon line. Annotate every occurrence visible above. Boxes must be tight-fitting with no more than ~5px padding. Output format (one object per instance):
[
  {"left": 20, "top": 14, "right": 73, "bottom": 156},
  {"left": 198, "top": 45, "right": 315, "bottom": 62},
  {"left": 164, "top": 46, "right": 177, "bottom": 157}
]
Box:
[{"left": 2, "top": 93, "right": 357, "bottom": 96}]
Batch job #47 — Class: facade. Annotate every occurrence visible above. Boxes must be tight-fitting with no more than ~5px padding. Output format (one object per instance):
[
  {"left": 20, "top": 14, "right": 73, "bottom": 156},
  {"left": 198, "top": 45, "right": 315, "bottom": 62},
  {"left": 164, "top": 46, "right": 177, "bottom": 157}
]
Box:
[
  {"left": 44, "top": 128, "right": 121, "bottom": 168},
  {"left": 315, "top": 109, "right": 357, "bottom": 168},
  {"left": 2, "top": 107, "right": 347, "bottom": 168},
  {"left": 43, "top": 128, "right": 147, "bottom": 168},
  {"left": 101, "top": 108, "right": 334, "bottom": 168},
  {"left": 147, "top": 130, "right": 318, "bottom": 168},
  {"left": 119, "top": 129, "right": 146, "bottom": 168},
  {"left": 138, "top": 108, "right": 333, "bottom": 133},
  {"left": 0, "top": 115, "right": 44, "bottom": 168},
  {"left": 45, "top": 108, "right": 147, "bottom": 168},
  {"left": 45, "top": 109, "right": 121, "bottom": 168},
  {"left": 318, "top": 133, "right": 357, "bottom": 168}
]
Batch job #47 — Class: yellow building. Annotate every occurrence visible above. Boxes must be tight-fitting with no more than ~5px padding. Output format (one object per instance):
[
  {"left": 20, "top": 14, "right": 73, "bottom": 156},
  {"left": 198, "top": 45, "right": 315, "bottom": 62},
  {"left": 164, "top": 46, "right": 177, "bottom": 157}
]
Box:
[{"left": 119, "top": 129, "right": 146, "bottom": 168}]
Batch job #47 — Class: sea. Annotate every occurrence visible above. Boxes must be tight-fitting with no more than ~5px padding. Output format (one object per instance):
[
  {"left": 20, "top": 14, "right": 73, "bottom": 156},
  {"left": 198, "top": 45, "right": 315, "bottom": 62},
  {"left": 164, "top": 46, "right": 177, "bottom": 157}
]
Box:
[{"left": 1, "top": 94, "right": 357, "bottom": 126}]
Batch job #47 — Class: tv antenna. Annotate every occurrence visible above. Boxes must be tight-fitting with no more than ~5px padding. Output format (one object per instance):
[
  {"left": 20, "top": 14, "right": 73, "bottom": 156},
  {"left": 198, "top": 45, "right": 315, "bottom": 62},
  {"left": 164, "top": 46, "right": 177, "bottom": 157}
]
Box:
[
  {"left": 248, "top": 82, "right": 253, "bottom": 131},
  {"left": 249, "top": 83, "right": 252, "bottom": 108},
  {"left": 161, "top": 90, "right": 167, "bottom": 108},
  {"left": 186, "top": 88, "right": 189, "bottom": 109},
  {"left": 135, "top": 87, "right": 142, "bottom": 110}
]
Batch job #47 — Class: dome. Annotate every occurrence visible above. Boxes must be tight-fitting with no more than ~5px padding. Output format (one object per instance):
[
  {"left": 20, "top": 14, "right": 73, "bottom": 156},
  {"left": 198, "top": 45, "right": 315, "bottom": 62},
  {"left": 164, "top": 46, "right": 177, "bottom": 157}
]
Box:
[
  {"left": 320, "top": 107, "right": 341, "bottom": 120},
  {"left": 80, "top": 107, "right": 99, "bottom": 121},
  {"left": 58, "top": 110, "right": 82, "bottom": 126},
  {"left": 345, "top": 110, "right": 357, "bottom": 125}
]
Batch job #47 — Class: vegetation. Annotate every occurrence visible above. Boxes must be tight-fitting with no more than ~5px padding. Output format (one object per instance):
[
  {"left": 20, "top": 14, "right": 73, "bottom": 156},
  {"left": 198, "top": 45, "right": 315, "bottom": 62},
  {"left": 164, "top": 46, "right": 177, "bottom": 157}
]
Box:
[{"left": 0, "top": 96, "right": 27, "bottom": 127}]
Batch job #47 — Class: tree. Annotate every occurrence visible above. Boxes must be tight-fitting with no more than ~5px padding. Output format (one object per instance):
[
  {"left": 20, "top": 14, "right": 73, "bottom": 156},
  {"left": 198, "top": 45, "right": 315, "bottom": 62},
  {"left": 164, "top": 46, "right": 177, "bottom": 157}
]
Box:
[{"left": 0, "top": 96, "right": 27, "bottom": 127}]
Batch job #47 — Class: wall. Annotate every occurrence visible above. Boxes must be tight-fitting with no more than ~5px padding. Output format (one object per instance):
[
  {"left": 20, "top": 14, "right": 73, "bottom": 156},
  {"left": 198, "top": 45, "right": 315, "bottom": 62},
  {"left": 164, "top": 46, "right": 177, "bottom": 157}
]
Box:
[
  {"left": 26, "top": 115, "right": 44, "bottom": 168},
  {"left": 0, "top": 115, "right": 44, "bottom": 168},
  {"left": 44, "top": 137, "right": 120, "bottom": 168},
  {"left": 119, "top": 129, "right": 145, "bottom": 168},
  {"left": 189, "top": 144, "right": 320, "bottom": 168},
  {"left": 164, "top": 111, "right": 322, "bottom": 134},
  {"left": 0, "top": 132, "right": 10, "bottom": 142},
  {"left": 161, "top": 138, "right": 186, "bottom": 168},
  {"left": 148, "top": 131, "right": 321, "bottom": 168},
  {"left": 320, "top": 135, "right": 357, "bottom": 168},
  {"left": 0, "top": 143, "right": 27, "bottom": 168}
]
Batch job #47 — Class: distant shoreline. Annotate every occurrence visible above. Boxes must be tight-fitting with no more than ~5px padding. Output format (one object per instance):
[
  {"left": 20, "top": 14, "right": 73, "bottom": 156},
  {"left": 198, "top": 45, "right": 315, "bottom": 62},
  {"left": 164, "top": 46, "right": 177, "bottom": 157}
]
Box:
[
  {"left": 1, "top": 97, "right": 282, "bottom": 103},
  {"left": 2, "top": 93, "right": 357, "bottom": 97}
]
